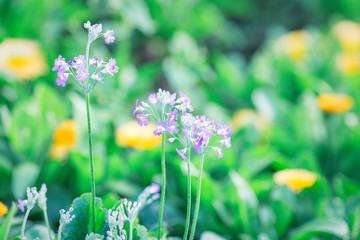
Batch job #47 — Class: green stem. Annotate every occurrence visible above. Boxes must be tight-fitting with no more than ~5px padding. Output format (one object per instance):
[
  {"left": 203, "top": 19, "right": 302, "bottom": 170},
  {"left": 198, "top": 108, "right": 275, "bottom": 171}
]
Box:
[
  {"left": 43, "top": 208, "right": 53, "bottom": 240},
  {"left": 21, "top": 208, "right": 30, "bottom": 240},
  {"left": 86, "top": 93, "right": 96, "bottom": 233},
  {"left": 129, "top": 221, "right": 133, "bottom": 240},
  {"left": 189, "top": 155, "right": 205, "bottom": 240},
  {"left": 183, "top": 151, "right": 191, "bottom": 240},
  {"left": 158, "top": 134, "right": 166, "bottom": 240},
  {"left": 57, "top": 224, "right": 63, "bottom": 240}
]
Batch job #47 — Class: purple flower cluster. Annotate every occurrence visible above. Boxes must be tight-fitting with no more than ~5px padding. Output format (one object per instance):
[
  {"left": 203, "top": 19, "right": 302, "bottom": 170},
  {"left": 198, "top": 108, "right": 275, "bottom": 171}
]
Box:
[
  {"left": 177, "top": 113, "right": 232, "bottom": 159},
  {"left": 131, "top": 89, "right": 193, "bottom": 137},
  {"left": 131, "top": 89, "right": 232, "bottom": 160},
  {"left": 52, "top": 21, "right": 118, "bottom": 93},
  {"left": 52, "top": 54, "right": 118, "bottom": 89}
]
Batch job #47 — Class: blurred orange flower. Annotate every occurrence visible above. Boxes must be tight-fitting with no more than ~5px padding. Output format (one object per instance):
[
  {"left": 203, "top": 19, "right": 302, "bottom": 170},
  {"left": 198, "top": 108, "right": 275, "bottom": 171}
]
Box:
[
  {"left": 332, "top": 21, "right": 360, "bottom": 53},
  {"left": 231, "top": 109, "right": 268, "bottom": 132},
  {"left": 0, "top": 201, "right": 8, "bottom": 217},
  {"left": 49, "top": 120, "right": 76, "bottom": 159},
  {"left": 336, "top": 53, "right": 360, "bottom": 75},
  {"left": 318, "top": 94, "right": 354, "bottom": 113},
  {"left": 274, "top": 30, "right": 313, "bottom": 62},
  {"left": 115, "top": 121, "right": 162, "bottom": 150},
  {"left": 0, "top": 39, "right": 48, "bottom": 81},
  {"left": 273, "top": 169, "right": 317, "bottom": 192}
]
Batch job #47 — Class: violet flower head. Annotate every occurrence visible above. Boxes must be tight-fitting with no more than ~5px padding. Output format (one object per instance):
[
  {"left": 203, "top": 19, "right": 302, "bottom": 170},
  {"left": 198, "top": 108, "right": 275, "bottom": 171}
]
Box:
[
  {"left": 176, "top": 148, "right": 188, "bottom": 161},
  {"left": 166, "top": 120, "right": 179, "bottom": 135},
  {"left": 18, "top": 199, "right": 25, "bottom": 212},
  {"left": 216, "top": 122, "right": 232, "bottom": 137},
  {"left": 91, "top": 72, "right": 103, "bottom": 83},
  {"left": 53, "top": 21, "right": 118, "bottom": 94},
  {"left": 56, "top": 70, "right": 69, "bottom": 87},
  {"left": 136, "top": 112, "right": 148, "bottom": 126},
  {"left": 131, "top": 99, "right": 140, "bottom": 116},
  {"left": 104, "top": 30, "right": 115, "bottom": 44},
  {"left": 154, "top": 121, "right": 166, "bottom": 136},
  {"left": 76, "top": 67, "right": 89, "bottom": 81},
  {"left": 148, "top": 93, "right": 158, "bottom": 105},
  {"left": 147, "top": 183, "right": 161, "bottom": 194}
]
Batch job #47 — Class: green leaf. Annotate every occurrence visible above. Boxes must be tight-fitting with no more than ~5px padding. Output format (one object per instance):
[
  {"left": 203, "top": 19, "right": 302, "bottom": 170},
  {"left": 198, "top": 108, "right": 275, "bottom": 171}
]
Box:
[
  {"left": 229, "top": 170, "right": 258, "bottom": 234},
  {"left": 25, "top": 225, "right": 51, "bottom": 240},
  {"left": 0, "top": 202, "right": 17, "bottom": 240},
  {"left": 289, "top": 218, "right": 349, "bottom": 240},
  {"left": 200, "top": 231, "right": 227, "bottom": 240},
  {"left": 11, "top": 162, "right": 39, "bottom": 199},
  {"left": 136, "top": 225, "right": 148, "bottom": 240},
  {"left": 61, "top": 193, "right": 107, "bottom": 240}
]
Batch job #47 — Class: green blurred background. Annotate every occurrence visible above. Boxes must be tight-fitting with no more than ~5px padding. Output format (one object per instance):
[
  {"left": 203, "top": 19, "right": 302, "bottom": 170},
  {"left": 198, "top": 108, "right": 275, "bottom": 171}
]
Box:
[{"left": 1, "top": 0, "right": 360, "bottom": 239}]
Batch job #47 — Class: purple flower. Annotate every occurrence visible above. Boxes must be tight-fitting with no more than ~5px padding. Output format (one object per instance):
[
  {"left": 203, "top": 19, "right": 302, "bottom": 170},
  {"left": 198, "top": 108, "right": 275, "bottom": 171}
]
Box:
[
  {"left": 89, "top": 56, "right": 98, "bottom": 66},
  {"left": 136, "top": 112, "right": 148, "bottom": 126},
  {"left": 76, "top": 67, "right": 89, "bottom": 81},
  {"left": 168, "top": 93, "right": 176, "bottom": 105},
  {"left": 52, "top": 55, "right": 66, "bottom": 71},
  {"left": 73, "top": 55, "right": 85, "bottom": 69},
  {"left": 176, "top": 148, "right": 188, "bottom": 161},
  {"left": 212, "top": 147, "right": 223, "bottom": 159},
  {"left": 168, "top": 109, "right": 178, "bottom": 121},
  {"left": 216, "top": 123, "right": 232, "bottom": 137},
  {"left": 102, "top": 58, "right": 119, "bottom": 76},
  {"left": 91, "top": 72, "right": 103, "bottom": 83},
  {"left": 194, "top": 137, "right": 203, "bottom": 153},
  {"left": 154, "top": 121, "right": 166, "bottom": 136},
  {"left": 104, "top": 30, "right": 115, "bottom": 44},
  {"left": 166, "top": 120, "right": 179, "bottom": 135},
  {"left": 131, "top": 99, "right": 139, "bottom": 116},
  {"left": 167, "top": 137, "right": 176, "bottom": 143},
  {"left": 147, "top": 183, "right": 160, "bottom": 194},
  {"left": 18, "top": 199, "right": 24, "bottom": 212},
  {"left": 56, "top": 70, "right": 69, "bottom": 87},
  {"left": 221, "top": 136, "right": 231, "bottom": 149},
  {"left": 178, "top": 91, "right": 193, "bottom": 113},
  {"left": 148, "top": 93, "right": 158, "bottom": 105}
]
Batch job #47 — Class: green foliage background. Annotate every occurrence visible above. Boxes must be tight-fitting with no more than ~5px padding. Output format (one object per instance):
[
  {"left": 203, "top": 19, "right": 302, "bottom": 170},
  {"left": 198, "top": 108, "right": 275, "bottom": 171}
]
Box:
[{"left": 1, "top": 0, "right": 360, "bottom": 239}]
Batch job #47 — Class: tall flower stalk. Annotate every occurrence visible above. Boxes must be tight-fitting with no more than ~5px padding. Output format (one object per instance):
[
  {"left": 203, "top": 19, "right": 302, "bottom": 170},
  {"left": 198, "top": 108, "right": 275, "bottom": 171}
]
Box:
[
  {"left": 183, "top": 150, "right": 191, "bottom": 240},
  {"left": 131, "top": 89, "right": 193, "bottom": 239},
  {"left": 52, "top": 21, "right": 118, "bottom": 233},
  {"left": 158, "top": 134, "right": 166, "bottom": 240}
]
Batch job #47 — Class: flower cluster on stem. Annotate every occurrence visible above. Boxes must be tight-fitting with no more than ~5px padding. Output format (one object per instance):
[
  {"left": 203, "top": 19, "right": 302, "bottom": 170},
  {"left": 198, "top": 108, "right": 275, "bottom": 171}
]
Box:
[
  {"left": 58, "top": 207, "right": 75, "bottom": 240},
  {"left": 52, "top": 21, "right": 118, "bottom": 93},
  {"left": 18, "top": 184, "right": 53, "bottom": 240}
]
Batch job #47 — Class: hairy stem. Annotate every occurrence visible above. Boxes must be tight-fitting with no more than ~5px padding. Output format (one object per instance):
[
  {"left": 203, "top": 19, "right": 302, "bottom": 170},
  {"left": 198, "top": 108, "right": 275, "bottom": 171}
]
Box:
[
  {"left": 43, "top": 208, "right": 53, "bottom": 240},
  {"left": 20, "top": 208, "right": 30, "bottom": 240},
  {"left": 86, "top": 93, "right": 96, "bottom": 233},
  {"left": 158, "top": 134, "right": 166, "bottom": 240},
  {"left": 189, "top": 155, "right": 205, "bottom": 240},
  {"left": 183, "top": 151, "right": 191, "bottom": 240}
]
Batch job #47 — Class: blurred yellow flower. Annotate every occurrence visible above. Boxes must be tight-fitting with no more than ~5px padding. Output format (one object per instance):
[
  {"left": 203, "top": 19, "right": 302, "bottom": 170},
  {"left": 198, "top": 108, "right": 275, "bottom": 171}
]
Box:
[
  {"left": 274, "top": 30, "right": 313, "bottom": 62},
  {"left": 115, "top": 121, "right": 162, "bottom": 150},
  {"left": 0, "top": 39, "right": 48, "bottom": 81},
  {"left": 49, "top": 120, "right": 76, "bottom": 159},
  {"left": 273, "top": 169, "right": 317, "bottom": 192},
  {"left": 318, "top": 94, "right": 354, "bottom": 114},
  {"left": 0, "top": 201, "right": 8, "bottom": 217},
  {"left": 332, "top": 21, "right": 360, "bottom": 52},
  {"left": 336, "top": 53, "right": 360, "bottom": 75},
  {"left": 231, "top": 109, "right": 268, "bottom": 132}
]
